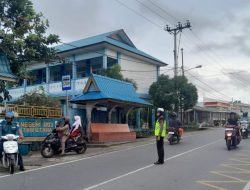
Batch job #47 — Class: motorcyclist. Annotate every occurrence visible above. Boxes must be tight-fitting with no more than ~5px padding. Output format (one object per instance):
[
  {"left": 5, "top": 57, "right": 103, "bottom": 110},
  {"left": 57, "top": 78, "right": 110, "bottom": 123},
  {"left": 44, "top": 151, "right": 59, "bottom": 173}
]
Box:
[
  {"left": 227, "top": 112, "right": 239, "bottom": 126},
  {"left": 169, "top": 112, "right": 183, "bottom": 138},
  {"left": 226, "top": 112, "right": 240, "bottom": 145},
  {"left": 0, "top": 111, "right": 25, "bottom": 171},
  {"left": 70, "top": 115, "right": 82, "bottom": 139},
  {"left": 56, "top": 117, "right": 70, "bottom": 156}
]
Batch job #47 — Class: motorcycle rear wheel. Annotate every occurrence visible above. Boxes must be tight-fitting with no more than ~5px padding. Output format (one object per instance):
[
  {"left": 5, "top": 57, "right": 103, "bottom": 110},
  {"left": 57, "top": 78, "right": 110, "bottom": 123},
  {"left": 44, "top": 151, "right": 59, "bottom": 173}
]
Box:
[
  {"left": 168, "top": 136, "right": 173, "bottom": 145},
  {"left": 41, "top": 145, "right": 54, "bottom": 158},
  {"left": 76, "top": 143, "right": 87, "bottom": 154},
  {"left": 226, "top": 140, "right": 231, "bottom": 151}
]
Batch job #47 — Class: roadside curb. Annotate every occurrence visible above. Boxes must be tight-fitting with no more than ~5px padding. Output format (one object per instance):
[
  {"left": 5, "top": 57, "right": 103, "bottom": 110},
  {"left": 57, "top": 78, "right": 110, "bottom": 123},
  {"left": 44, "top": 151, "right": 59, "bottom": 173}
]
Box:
[{"left": 87, "top": 137, "right": 155, "bottom": 148}]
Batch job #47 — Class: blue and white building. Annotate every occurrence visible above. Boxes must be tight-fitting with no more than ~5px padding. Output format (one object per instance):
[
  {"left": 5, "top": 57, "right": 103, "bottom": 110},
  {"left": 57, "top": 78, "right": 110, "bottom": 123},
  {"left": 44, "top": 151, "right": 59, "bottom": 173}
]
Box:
[{"left": 8, "top": 29, "right": 167, "bottom": 125}]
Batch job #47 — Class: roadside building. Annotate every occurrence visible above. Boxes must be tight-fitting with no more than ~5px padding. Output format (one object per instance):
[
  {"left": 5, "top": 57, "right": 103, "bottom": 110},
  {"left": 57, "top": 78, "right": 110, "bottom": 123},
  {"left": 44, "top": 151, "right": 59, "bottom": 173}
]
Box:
[
  {"left": 7, "top": 29, "right": 167, "bottom": 128},
  {"left": 185, "top": 98, "right": 231, "bottom": 127}
]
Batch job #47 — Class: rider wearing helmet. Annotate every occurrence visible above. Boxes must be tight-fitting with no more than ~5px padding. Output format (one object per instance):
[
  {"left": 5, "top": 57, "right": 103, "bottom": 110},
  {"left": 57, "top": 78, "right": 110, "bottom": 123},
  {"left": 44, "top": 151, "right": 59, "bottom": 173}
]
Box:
[
  {"left": 227, "top": 112, "right": 240, "bottom": 145},
  {"left": 169, "top": 112, "right": 182, "bottom": 137},
  {"left": 0, "top": 111, "right": 25, "bottom": 171},
  {"left": 227, "top": 112, "right": 238, "bottom": 126},
  {"left": 154, "top": 108, "right": 166, "bottom": 165}
]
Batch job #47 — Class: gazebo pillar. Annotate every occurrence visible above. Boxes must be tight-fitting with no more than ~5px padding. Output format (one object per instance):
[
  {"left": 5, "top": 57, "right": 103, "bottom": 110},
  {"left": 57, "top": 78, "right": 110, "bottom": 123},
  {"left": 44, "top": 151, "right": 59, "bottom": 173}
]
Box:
[
  {"left": 86, "top": 102, "right": 96, "bottom": 138},
  {"left": 108, "top": 105, "right": 118, "bottom": 123},
  {"left": 136, "top": 108, "right": 141, "bottom": 129},
  {"left": 125, "top": 107, "right": 134, "bottom": 124},
  {"left": 151, "top": 109, "right": 155, "bottom": 129}
]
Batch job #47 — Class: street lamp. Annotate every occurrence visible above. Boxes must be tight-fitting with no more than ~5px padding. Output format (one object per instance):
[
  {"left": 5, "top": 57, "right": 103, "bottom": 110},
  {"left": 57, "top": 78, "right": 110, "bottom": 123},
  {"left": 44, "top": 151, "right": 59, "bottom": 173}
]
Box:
[{"left": 184, "top": 65, "right": 202, "bottom": 72}]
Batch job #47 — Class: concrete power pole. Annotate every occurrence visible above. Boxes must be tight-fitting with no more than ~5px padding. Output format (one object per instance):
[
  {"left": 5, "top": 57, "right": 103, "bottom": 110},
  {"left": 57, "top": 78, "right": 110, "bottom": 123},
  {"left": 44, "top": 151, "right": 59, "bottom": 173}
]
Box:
[
  {"left": 165, "top": 21, "right": 191, "bottom": 77},
  {"left": 181, "top": 48, "right": 184, "bottom": 76}
]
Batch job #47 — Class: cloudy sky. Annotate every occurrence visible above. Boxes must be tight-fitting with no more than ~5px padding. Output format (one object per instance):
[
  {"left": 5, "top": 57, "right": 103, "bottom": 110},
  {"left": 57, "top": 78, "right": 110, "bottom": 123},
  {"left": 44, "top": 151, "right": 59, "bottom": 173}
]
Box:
[{"left": 31, "top": 0, "right": 250, "bottom": 103}]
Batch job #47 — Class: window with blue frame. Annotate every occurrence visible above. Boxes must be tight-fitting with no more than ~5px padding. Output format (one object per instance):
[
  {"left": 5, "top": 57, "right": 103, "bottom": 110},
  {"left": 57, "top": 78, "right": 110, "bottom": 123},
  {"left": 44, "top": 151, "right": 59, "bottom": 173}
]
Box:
[
  {"left": 76, "top": 57, "right": 103, "bottom": 77},
  {"left": 91, "top": 57, "right": 103, "bottom": 74},
  {"left": 107, "top": 57, "right": 117, "bottom": 68},
  {"left": 27, "top": 68, "right": 46, "bottom": 86},
  {"left": 76, "top": 60, "right": 87, "bottom": 78},
  {"left": 50, "top": 64, "right": 72, "bottom": 82}
]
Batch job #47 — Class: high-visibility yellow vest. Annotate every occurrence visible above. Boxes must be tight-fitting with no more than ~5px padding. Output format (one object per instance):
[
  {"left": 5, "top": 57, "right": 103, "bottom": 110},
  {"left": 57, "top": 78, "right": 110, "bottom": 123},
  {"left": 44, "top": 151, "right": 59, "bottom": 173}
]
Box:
[{"left": 155, "top": 119, "right": 167, "bottom": 137}]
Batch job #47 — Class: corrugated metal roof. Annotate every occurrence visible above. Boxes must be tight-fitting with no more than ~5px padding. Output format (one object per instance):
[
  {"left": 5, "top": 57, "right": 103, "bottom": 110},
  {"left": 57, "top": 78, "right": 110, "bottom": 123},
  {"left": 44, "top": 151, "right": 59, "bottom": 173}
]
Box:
[
  {"left": 55, "top": 29, "right": 166, "bottom": 65},
  {"left": 71, "top": 74, "right": 150, "bottom": 106}
]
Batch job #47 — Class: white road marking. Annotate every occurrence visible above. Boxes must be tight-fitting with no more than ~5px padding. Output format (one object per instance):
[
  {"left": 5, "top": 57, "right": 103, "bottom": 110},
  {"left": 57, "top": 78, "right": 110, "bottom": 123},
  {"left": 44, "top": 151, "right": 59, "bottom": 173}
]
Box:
[
  {"left": 243, "top": 180, "right": 250, "bottom": 190},
  {"left": 0, "top": 132, "right": 211, "bottom": 179},
  {"left": 83, "top": 139, "right": 222, "bottom": 190}
]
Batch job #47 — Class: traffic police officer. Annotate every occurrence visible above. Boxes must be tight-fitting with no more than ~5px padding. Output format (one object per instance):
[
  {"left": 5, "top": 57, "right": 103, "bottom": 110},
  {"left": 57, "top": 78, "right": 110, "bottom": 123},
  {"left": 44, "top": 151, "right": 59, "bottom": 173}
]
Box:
[{"left": 154, "top": 108, "right": 166, "bottom": 165}]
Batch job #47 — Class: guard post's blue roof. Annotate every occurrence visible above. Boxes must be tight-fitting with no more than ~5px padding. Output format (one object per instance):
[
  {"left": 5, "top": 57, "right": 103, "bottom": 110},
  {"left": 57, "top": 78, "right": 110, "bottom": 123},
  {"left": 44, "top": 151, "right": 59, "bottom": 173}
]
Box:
[
  {"left": 71, "top": 74, "right": 151, "bottom": 107},
  {"left": 55, "top": 29, "right": 167, "bottom": 66}
]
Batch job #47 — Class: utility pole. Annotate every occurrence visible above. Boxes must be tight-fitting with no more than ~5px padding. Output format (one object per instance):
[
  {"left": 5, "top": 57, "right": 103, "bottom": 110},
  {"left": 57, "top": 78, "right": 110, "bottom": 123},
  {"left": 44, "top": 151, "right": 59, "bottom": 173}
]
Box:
[
  {"left": 181, "top": 48, "right": 184, "bottom": 76},
  {"left": 165, "top": 21, "right": 191, "bottom": 77}
]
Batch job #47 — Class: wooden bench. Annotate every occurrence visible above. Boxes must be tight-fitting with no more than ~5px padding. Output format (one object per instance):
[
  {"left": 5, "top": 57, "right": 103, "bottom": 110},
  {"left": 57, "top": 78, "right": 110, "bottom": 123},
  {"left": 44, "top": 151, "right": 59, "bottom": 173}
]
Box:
[{"left": 90, "top": 123, "right": 136, "bottom": 143}]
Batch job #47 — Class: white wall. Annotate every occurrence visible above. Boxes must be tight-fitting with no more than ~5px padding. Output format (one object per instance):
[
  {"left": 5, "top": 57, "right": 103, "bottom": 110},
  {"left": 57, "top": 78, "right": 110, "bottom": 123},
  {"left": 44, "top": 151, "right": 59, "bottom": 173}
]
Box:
[
  {"left": 106, "top": 49, "right": 117, "bottom": 58},
  {"left": 119, "top": 53, "right": 157, "bottom": 94}
]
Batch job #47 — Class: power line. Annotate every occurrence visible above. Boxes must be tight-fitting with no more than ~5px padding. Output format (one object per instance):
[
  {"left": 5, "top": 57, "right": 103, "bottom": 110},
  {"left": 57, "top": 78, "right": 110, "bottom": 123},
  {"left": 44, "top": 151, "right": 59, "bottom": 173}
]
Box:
[
  {"left": 189, "top": 71, "right": 247, "bottom": 78},
  {"left": 147, "top": 0, "right": 178, "bottom": 23},
  {"left": 114, "top": 0, "right": 163, "bottom": 28},
  {"left": 113, "top": 0, "right": 249, "bottom": 102},
  {"left": 165, "top": 21, "right": 191, "bottom": 77},
  {"left": 138, "top": 0, "right": 250, "bottom": 88},
  {"left": 121, "top": 67, "right": 174, "bottom": 72},
  {"left": 128, "top": 0, "right": 227, "bottom": 78},
  {"left": 186, "top": 71, "right": 231, "bottom": 100}
]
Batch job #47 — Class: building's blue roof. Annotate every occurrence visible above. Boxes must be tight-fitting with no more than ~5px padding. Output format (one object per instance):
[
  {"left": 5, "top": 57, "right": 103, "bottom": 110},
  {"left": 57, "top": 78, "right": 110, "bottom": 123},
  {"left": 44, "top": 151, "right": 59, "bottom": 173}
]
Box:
[
  {"left": 71, "top": 74, "right": 150, "bottom": 106},
  {"left": 55, "top": 29, "right": 166, "bottom": 65}
]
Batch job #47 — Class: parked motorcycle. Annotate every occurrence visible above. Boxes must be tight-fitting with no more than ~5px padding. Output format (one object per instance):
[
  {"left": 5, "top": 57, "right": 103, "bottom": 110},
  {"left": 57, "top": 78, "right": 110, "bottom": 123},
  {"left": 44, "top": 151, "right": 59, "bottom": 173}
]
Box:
[
  {"left": 41, "top": 130, "right": 87, "bottom": 158},
  {"left": 240, "top": 120, "right": 248, "bottom": 139},
  {"left": 167, "top": 127, "right": 180, "bottom": 145},
  {"left": 0, "top": 134, "right": 19, "bottom": 174},
  {"left": 225, "top": 125, "right": 241, "bottom": 150}
]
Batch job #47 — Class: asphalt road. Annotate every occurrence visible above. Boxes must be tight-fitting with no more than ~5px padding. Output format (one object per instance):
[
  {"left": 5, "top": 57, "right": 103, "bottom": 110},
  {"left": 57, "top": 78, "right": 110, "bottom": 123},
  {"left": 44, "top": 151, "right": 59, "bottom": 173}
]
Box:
[{"left": 1, "top": 128, "right": 250, "bottom": 190}]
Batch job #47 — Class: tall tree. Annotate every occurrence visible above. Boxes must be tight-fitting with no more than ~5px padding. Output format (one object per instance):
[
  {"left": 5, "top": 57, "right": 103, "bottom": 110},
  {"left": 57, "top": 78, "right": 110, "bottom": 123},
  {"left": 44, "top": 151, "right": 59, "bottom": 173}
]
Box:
[
  {"left": 0, "top": 0, "right": 60, "bottom": 101},
  {"left": 149, "top": 75, "right": 198, "bottom": 111}
]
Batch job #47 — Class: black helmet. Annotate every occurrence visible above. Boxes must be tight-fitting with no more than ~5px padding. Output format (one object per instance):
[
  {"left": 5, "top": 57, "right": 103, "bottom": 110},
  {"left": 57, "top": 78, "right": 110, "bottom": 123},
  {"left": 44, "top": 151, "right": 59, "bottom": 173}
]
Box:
[
  {"left": 172, "top": 112, "right": 177, "bottom": 117},
  {"left": 230, "top": 112, "right": 236, "bottom": 115}
]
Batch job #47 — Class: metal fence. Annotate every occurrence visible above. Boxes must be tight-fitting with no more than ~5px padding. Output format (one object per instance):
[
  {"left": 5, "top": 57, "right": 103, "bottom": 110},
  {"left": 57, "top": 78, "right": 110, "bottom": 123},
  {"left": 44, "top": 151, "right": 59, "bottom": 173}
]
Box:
[{"left": 0, "top": 104, "right": 62, "bottom": 118}]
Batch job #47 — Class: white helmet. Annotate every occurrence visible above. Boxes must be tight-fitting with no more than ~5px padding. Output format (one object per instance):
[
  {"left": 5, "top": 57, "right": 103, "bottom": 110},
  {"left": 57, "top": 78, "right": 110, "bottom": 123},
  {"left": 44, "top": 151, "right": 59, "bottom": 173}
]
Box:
[{"left": 157, "top": 108, "right": 164, "bottom": 113}]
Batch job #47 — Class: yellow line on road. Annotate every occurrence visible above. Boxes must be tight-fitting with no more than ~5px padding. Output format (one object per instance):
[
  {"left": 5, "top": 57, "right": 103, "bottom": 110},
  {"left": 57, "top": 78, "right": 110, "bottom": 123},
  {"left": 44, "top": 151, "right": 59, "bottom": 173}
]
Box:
[
  {"left": 214, "top": 171, "right": 250, "bottom": 174},
  {"left": 236, "top": 154, "right": 250, "bottom": 158},
  {"left": 223, "top": 164, "right": 250, "bottom": 166},
  {"left": 232, "top": 157, "right": 250, "bottom": 160},
  {"left": 221, "top": 164, "right": 249, "bottom": 171},
  {"left": 229, "top": 159, "right": 250, "bottom": 164},
  {"left": 196, "top": 181, "right": 227, "bottom": 190},
  {"left": 240, "top": 150, "right": 250, "bottom": 153},
  {"left": 210, "top": 171, "right": 246, "bottom": 182},
  {"left": 198, "top": 181, "right": 247, "bottom": 183}
]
